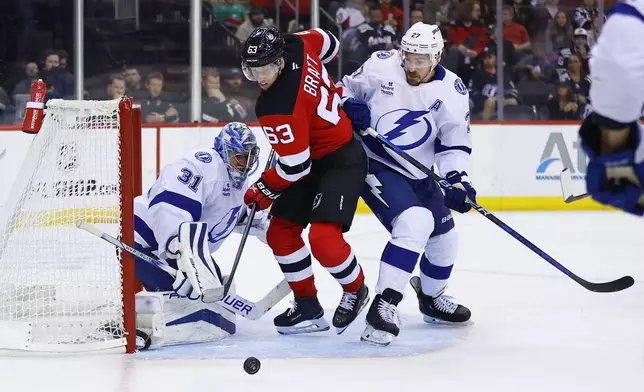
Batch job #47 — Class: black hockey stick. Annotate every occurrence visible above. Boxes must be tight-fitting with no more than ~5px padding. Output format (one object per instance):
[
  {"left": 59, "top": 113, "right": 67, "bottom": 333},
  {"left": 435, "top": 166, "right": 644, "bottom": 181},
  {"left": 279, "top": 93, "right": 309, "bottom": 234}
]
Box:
[
  {"left": 362, "top": 128, "right": 634, "bottom": 293},
  {"left": 222, "top": 148, "right": 277, "bottom": 298},
  {"left": 560, "top": 168, "right": 590, "bottom": 203}
]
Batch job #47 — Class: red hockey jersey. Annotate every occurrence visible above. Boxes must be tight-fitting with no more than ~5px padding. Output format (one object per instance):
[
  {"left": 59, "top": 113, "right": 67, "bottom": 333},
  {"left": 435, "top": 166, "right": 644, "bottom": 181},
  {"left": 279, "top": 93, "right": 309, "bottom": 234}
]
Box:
[{"left": 254, "top": 28, "right": 353, "bottom": 191}]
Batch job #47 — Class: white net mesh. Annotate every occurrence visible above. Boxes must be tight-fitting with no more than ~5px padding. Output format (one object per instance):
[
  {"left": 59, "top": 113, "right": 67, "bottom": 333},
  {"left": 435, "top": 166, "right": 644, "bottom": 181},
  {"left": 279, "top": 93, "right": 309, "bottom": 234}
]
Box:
[{"left": 0, "top": 99, "right": 127, "bottom": 352}]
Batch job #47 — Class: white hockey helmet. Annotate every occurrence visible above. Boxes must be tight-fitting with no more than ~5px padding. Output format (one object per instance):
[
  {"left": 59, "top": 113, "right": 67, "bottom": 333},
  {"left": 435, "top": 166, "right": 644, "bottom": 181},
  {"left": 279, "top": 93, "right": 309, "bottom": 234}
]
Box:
[{"left": 400, "top": 22, "right": 444, "bottom": 70}]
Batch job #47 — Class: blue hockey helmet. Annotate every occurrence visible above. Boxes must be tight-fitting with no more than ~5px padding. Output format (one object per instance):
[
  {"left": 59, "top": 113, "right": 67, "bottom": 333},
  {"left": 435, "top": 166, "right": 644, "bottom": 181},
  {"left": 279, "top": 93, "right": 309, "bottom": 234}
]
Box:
[{"left": 214, "top": 122, "right": 260, "bottom": 189}]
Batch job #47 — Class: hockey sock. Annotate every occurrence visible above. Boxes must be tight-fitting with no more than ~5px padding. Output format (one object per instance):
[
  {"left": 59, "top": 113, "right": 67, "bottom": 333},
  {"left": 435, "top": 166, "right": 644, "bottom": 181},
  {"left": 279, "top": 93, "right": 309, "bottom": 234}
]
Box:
[
  {"left": 309, "top": 222, "right": 364, "bottom": 293},
  {"left": 419, "top": 230, "right": 458, "bottom": 297},
  {"left": 267, "top": 217, "right": 317, "bottom": 298},
  {"left": 376, "top": 241, "right": 420, "bottom": 295}
]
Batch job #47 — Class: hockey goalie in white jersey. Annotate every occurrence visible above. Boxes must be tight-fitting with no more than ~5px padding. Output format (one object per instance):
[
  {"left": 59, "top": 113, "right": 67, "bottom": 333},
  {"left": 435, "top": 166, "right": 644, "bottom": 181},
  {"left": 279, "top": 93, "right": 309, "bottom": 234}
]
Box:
[
  {"left": 132, "top": 122, "right": 268, "bottom": 348},
  {"left": 339, "top": 22, "right": 474, "bottom": 346}
]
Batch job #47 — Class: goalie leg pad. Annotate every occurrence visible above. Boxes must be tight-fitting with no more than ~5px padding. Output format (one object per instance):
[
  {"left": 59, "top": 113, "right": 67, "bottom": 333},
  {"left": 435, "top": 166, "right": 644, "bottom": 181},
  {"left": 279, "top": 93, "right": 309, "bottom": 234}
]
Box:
[
  {"left": 162, "top": 290, "right": 236, "bottom": 345},
  {"left": 135, "top": 292, "right": 166, "bottom": 349},
  {"left": 175, "top": 222, "right": 223, "bottom": 298}
]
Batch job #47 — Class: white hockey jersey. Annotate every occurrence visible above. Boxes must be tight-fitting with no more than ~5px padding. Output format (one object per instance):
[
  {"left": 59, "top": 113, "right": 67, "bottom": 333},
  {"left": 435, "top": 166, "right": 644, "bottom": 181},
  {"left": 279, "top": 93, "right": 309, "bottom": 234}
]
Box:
[
  {"left": 338, "top": 50, "right": 472, "bottom": 181},
  {"left": 589, "top": 0, "right": 644, "bottom": 125},
  {"left": 134, "top": 149, "right": 246, "bottom": 260}
]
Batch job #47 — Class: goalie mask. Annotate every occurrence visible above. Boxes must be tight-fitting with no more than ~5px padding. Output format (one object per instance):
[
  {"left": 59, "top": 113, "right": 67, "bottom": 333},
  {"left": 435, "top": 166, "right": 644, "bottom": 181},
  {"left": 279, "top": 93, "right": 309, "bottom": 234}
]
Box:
[
  {"left": 399, "top": 22, "right": 444, "bottom": 86},
  {"left": 214, "top": 122, "right": 260, "bottom": 189}
]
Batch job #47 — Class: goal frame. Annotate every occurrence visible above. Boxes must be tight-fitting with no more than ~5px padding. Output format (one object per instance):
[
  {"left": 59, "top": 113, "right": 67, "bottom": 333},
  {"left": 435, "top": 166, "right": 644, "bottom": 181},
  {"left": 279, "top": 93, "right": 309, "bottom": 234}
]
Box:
[{"left": 0, "top": 97, "right": 142, "bottom": 354}]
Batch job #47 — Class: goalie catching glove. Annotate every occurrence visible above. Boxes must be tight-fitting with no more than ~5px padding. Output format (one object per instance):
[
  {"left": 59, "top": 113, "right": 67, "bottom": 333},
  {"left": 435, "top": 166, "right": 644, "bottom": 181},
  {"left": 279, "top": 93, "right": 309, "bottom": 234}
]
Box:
[{"left": 171, "top": 222, "right": 224, "bottom": 300}]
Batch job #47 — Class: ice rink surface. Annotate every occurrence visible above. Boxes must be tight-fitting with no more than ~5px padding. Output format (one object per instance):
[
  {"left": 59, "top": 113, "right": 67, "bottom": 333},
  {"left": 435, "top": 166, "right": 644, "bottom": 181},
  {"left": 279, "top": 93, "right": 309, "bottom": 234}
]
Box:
[{"left": 0, "top": 211, "right": 642, "bottom": 392}]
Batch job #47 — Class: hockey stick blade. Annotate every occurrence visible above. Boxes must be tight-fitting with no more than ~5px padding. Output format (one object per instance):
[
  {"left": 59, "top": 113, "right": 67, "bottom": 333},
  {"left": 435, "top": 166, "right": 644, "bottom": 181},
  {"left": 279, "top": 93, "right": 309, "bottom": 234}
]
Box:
[
  {"left": 364, "top": 129, "right": 634, "bottom": 294},
  {"left": 576, "top": 275, "right": 634, "bottom": 293},
  {"left": 560, "top": 168, "right": 590, "bottom": 203},
  {"left": 76, "top": 220, "right": 289, "bottom": 318}
]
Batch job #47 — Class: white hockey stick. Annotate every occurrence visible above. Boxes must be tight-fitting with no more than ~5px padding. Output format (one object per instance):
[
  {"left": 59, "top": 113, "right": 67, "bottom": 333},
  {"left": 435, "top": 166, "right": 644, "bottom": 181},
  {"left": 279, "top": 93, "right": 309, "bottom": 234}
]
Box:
[
  {"left": 76, "top": 220, "right": 290, "bottom": 320},
  {"left": 560, "top": 168, "right": 590, "bottom": 203}
]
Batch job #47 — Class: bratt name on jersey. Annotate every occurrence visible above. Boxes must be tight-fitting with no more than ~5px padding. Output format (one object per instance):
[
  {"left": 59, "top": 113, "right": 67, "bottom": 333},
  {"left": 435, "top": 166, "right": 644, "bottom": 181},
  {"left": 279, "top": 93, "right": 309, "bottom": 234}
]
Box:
[{"left": 303, "top": 53, "right": 322, "bottom": 97}]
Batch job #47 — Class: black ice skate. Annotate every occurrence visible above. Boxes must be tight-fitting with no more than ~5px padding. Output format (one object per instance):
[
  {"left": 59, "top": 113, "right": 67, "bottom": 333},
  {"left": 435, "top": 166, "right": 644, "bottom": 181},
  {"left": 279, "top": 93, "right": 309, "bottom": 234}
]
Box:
[
  {"left": 361, "top": 288, "right": 403, "bottom": 346},
  {"left": 409, "top": 276, "right": 472, "bottom": 325},
  {"left": 332, "top": 284, "right": 370, "bottom": 334},
  {"left": 274, "top": 297, "right": 330, "bottom": 335}
]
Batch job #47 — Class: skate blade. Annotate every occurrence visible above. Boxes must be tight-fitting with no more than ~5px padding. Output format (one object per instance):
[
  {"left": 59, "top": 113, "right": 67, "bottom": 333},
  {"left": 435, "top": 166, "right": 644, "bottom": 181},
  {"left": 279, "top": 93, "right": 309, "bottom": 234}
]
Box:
[
  {"left": 276, "top": 317, "right": 330, "bottom": 335},
  {"left": 422, "top": 315, "right": 473, "bottom": 327},
  {"left": 360, "top": 325, "right": 394, "bottom": 347},
  {"left": 334, "top": 293, "right": 371, "bottom": 335}
]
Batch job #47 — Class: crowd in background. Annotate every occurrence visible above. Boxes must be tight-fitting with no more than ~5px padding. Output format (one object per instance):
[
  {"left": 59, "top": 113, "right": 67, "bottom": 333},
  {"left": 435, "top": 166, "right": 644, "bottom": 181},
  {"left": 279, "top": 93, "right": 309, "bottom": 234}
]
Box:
[{"left": 0, "top": 0, "right": 615, "bottom": 124}]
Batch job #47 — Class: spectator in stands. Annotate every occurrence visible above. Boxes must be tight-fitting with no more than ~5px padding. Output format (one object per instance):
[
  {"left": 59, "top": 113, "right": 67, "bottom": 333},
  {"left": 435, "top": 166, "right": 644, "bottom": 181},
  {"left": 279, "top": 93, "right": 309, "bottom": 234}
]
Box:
[
  {"left": 486, "top": 24, "right": 517, "bottom": 74},
  {"left": 141, "top": 72, "right": 179, "bottom": 123},
  {"left": 0, "top": 87, "right": 11, "bottom": 123},
  {"left": 511, "top": 0, "right": 536, "bottom": 37},
  {"left": 572, "top": 0, "right": 600, "bottom": 30},
  {"left": 201, "top": 68, "right": 246, "bottom": 123},
  {"left": 423, "top": 0, "right": 460, "bottom": 25},
  {"left": 533, "top": 0, "right": 562, "bottom": 40},
  {"left": 236, "top": 6, "right": 274, "bottom": 42},
  {"left": 445, "top": 0, "right": 489, "bottom": 83},
  {"left": 123, "top": 67, "right": 145, "bottom": 99},
  {"left": 515, "top": 42, "right": 555, "bottom": 83},
  {"left": 336, "top": 0, "right": 368, "bottom": 28},
  {"left": 41, "top": 49, "right": 74, "bottom": 100},
  {"left": 502, "top": 5, "right": 531, "bottom": 54},
  {"left": 546, "top": 81, "right": 580, "bottom": 120},
  {"left": 13, "top": 62, "right": 39, "bottom": 96},
  {"left": 58, "top": 49, "right": 69, "bottom": 70},
  {"left": 587, "top": 16, "right": 600, "bottom": 48},
  {"left": 411, "top": 8, "right": 424, "bottom": 25},
  {"left": 107, "top": 74, "right": 126, "bottom": 100},
  {"left": 379, "top": 0, "right": 403, "bottom": 31},
  {"left": 220, "top": 67, "right": 256, "bottom": 116},
  {"left": 562, "top": 54, "right": 590, "bottom": 105},
  {"left": 211, "top": 0, "right": 247, "bottom": 29},
  {"left": 469, "top": 46, "right": 519, "bottom": 120},
  {"left": 547, "top": 11, "right": 573, "bottom": 54},
  {"left": 356, "top": 7, "right": 396, "bottom": 56},
  {"left": 555, "top": 28, "right": 590, "bottom": 80}
]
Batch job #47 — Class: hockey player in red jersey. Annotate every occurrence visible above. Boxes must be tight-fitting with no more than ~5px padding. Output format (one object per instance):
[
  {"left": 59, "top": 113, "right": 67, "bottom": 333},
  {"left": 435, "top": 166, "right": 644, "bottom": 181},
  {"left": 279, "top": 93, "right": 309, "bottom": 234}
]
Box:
[{"left": 241, "top": 27, "right": 370, "bottom": 335}]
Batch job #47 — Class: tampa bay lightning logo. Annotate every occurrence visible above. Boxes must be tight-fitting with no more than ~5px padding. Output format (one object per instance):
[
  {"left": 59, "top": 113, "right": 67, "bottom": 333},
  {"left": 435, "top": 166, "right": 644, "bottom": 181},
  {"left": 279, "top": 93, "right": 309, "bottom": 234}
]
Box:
[
  {"left": 454, "top": 79, "right": 467, "bottom": 95},
  {"left": 375, "top": 109, "right": 434, "bottom": 150},
  {"left": 195, "top": 151, "right": 213, "bottom": 163},
  {"left": 377, "top": 50, "right": 394, "bottom": 59}
]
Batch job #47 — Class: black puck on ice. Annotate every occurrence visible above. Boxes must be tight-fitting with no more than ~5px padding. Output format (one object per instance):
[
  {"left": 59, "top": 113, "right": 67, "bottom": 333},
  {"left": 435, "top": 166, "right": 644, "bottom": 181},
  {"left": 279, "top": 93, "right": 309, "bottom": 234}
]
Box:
[{"left": 243, "top": 357, "right": 261, "bottom": 375}]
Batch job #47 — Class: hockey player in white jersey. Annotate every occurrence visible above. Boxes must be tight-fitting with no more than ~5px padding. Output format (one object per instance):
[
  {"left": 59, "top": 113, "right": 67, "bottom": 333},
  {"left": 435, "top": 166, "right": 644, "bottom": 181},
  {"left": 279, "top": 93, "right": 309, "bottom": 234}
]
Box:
[
  {"left": 132, "top": 122, "right": 268, "bottom": 347},
  {"left": 339, "top": 22, "right": 473, "bottom": 345},
  {"left": 578, "top": 0, "right": 644, "bottom": 216}
]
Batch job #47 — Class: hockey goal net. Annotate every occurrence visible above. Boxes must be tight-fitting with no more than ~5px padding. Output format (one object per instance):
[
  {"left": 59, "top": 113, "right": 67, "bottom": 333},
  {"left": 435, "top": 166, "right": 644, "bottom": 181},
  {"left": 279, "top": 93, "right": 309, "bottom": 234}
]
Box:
[{"left": 0, "top": 97, "right": 140, "bottom": 353}]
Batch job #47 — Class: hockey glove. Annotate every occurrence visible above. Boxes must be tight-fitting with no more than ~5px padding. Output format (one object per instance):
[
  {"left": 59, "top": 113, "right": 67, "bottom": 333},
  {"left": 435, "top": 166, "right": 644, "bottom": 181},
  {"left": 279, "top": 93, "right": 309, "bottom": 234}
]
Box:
[
  {"left": 244, "top": 176, "right": 280, "bottom": 211},
  {"left": 443, "top": 171, "right": 476, "bottom": 213},
  {"left": 235, "top": 208, "right": 271, "bottom": 243},
  {"left": 580, "top": 116, "right": 644, "bottom": 216},
  {"left": 342, "top": 98, "right": 371, "bottom": 133}
]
